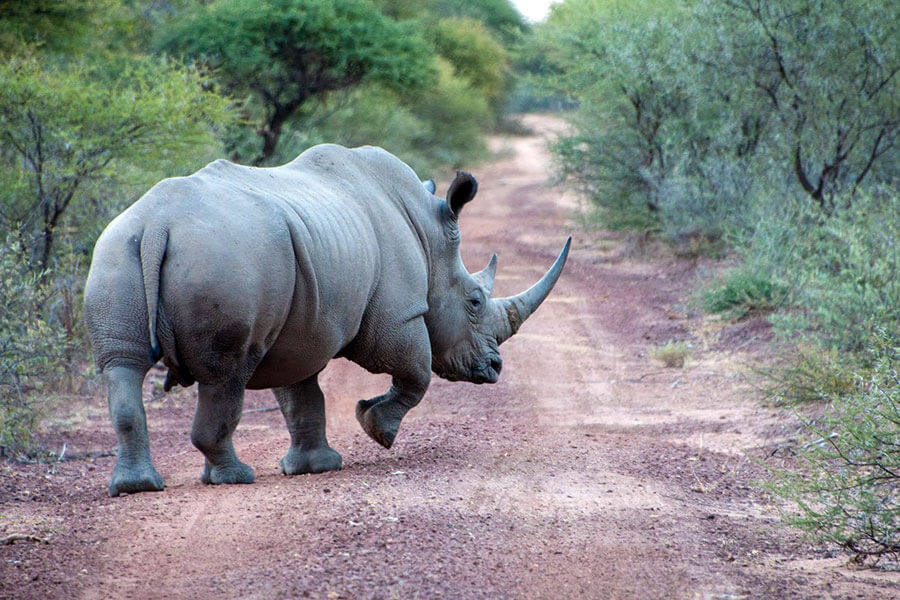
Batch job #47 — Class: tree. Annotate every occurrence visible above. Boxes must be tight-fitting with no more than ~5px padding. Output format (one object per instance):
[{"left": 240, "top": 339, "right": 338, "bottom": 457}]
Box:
[
  {"left": 156, "top": 0, "right": 434, "bottom": 165},
  {"left": 0, "top": 55, "right": 233, "bottom": 271},
  {"left": 430, "top": 17, "right": 508, "bottom": 106},
  {"left": 717, "top": 0, "right": 900, "bottom": 212}
]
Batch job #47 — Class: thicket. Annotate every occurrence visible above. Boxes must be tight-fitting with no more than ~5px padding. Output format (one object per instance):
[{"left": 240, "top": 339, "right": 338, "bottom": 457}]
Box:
[
  {"left": 0, "top": 0, "right": 519, "bottom": 457},
  {"left": 534, "top": 0, "right": 900, "bottom": 563}
]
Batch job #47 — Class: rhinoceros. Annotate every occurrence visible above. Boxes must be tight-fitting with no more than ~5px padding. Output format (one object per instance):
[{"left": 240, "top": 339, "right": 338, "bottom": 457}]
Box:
[{"left": 84, "top": 144, "right": 570, "bottom": 496}]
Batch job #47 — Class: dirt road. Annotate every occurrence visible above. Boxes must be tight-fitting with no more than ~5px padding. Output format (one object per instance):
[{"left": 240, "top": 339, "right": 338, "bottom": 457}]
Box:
[{"left": 2, "top": 115, "right": 898, "bottom": 599}]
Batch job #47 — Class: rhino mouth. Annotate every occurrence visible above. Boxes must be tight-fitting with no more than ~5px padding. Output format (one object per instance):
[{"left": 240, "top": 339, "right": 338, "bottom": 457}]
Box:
[
  {"left": 433, "top": 353, "right": 501, "bottom": 384},
  {"left": 470, "top": 355, "right": 502, "bottom": 385}
]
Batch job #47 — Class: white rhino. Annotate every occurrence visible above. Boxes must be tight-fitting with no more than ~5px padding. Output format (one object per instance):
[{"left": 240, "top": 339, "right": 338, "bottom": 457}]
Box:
[{"left": 84, "top": 144, "right": 570, "bottom": 496}]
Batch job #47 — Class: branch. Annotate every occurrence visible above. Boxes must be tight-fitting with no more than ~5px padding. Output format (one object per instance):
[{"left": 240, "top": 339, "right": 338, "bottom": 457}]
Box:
[
  {"left": 1, "top": 533, "right": 49, "bottom": 545},
  {"left": 793, "top": 141, "right": 817, "bottom": 198},
  {"left": 853, "top": 127, "right": 886, "bottom": 192},
  {"left": 867, "top": 64, "right": 900, "bottom": 100}
]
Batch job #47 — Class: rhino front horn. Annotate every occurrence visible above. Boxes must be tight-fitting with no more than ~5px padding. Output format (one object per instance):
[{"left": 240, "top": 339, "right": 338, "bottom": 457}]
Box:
[{"left": 495, "top": 237, "right": 571, "bottom": 344}]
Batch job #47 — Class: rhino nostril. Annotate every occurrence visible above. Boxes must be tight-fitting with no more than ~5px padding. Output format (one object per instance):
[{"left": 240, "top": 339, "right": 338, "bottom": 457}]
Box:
[{"left": 490, "top": 357, "right": 502, "bottom": 374}]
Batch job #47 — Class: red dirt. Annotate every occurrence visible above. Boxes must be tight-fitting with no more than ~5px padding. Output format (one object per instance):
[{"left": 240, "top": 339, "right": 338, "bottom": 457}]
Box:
[{"left": 2, "top": 115, "right": 898, "bottom": 599}]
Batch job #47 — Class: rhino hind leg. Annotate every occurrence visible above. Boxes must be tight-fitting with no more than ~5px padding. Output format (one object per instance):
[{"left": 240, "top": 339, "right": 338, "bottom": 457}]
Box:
[
  {"left": 274, "top": 376, "right": 342, "bottom": 475},
  {"left": 191, "top": 380, "right": 254, "bottom": 485},
  {"left": 105, "top": 365, "right": 165, "bottom": 497}
]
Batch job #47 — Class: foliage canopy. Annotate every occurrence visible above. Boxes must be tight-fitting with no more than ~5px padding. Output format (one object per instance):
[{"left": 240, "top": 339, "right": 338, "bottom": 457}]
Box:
[{"left": 156, "top": 0, "right": 435, "bottom": 164}]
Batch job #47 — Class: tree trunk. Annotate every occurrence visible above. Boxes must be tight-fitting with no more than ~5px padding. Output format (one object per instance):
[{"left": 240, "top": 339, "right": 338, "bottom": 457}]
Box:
[{"left": 254, "top": 110, "right": 290, "bottom": 166}]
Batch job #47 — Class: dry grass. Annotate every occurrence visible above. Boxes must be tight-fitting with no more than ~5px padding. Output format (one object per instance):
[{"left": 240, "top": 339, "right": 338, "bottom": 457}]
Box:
[{"left": 651, "top": 341, "right": 690, "bottom": 368}]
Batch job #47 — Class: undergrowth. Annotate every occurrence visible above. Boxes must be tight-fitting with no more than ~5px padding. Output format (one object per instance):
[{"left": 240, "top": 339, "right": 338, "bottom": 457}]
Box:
[
  {"left": 0, "top": 238, "right": 67, "bottom": 459},
  {"left": 765, "top": 334, "right": 900, "bottom": 566}
]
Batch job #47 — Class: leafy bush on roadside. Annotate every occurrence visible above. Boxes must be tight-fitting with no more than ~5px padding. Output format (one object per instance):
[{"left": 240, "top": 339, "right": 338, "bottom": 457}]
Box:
[
  {"left": 743, "top": 189, "right": 900, "bottom": 352},
  {"left": 277, "top": 58, "right": 491, "bottom": 176},
  {"left": 0, "top": 239, "right": 67, "bottom": 458},
  {"left": 700, "top": 268, "right": 784, "bottom": 319},
  {"left": 765, "top": 348, "right": 857, "bottom": 405},
  {"left": 766, "top": 335, "right": 900, "bottom": 565}
]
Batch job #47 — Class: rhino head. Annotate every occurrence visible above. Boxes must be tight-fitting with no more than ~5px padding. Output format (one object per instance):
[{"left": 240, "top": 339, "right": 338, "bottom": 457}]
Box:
[{"left": 425, "top": 172, "right": 571, "bottom": 384}]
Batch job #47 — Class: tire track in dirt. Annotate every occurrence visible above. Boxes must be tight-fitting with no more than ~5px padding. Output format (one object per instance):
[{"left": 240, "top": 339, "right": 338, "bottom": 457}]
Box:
[{"left": 4, "top": 115, "right": 899, "bottom": 600}]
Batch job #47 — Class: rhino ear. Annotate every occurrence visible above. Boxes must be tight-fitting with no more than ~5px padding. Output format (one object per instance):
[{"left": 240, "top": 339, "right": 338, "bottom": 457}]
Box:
[
  {"left": 422, "top": 179, "right": 436, "bottom": 194},
  {"left": 446, "top": 171, "right": 478, "bottom": 217}
]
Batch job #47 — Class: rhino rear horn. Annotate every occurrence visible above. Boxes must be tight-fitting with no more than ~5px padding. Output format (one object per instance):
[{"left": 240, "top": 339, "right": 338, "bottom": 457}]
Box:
[
  {"left": 473, "top": 254, "right": 498, "bottom": 295},
  {"left": 495, "top": 237, "right": 571, "bottom": 344}
]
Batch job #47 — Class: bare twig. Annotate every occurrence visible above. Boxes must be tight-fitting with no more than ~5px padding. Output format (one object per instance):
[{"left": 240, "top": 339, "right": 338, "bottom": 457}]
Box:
[{"left": 1, "top": 533, "right": 49, "bottom": 545}]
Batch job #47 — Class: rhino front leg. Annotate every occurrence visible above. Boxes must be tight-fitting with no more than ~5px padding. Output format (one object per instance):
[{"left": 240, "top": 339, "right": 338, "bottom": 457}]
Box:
[
  {"left": 191, "top": 380, "right": 254, "bottom": 485},
  {"left": 355, "top": 319, "right": 432, "bottom": 449},
  {"left": 104, "top": 365, "right": 165, "bottom": 497},
  {"left": 356, "top": 378, "right": 427, "bottom": 449},
  {"left": 274, "top": 375, "right": 343, "bottom": 475}
]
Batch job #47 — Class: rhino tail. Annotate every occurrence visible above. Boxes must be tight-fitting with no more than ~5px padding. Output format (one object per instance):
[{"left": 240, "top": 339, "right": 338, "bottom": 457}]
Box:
[{"left": 140, "top": 225, "right": 168, "bottom": 364}]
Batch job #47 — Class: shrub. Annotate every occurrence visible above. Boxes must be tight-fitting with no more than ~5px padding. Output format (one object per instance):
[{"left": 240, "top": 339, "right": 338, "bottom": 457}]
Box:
[
  {"left": 0, "top": 238, "right": 67, "bottom": 458},
  {"left": 750, "top": 188, "right": 900, "bottom": 352},
  {"left": 700, "top": 268, "right": 785, "bottom": 319},
  {"left": 767, "top": 347, "right": 858, "bottom": 405},
  {"left": 277, "top": 57, "right": 491, "bottom": 176},
  {"left": 766, "top": 334, "right": 900, "bottom": 566}
]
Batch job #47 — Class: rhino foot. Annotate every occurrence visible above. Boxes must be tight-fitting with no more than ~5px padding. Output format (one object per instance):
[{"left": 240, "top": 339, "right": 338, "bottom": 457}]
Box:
[
  {"left": 108, "top": 463, "right": 165, "bottom": 497},
  {"left": 356, "top": 398, "right": 400, "bottom": 449},
  {"left": 281, "top": 446, "right": 343, "bottom": 475},
  {"left": 200, "top": 460, "right": 255, "bottom": 485}
]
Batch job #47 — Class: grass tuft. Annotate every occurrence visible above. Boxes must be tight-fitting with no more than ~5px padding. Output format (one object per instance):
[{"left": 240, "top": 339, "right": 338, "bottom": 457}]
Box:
[{"left": 651, "top": 341, "right": 690, "bottom": 368}]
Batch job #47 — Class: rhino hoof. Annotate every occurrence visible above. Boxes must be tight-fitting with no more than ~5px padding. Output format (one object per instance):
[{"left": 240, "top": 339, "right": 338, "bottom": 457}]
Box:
[
  {"left": 108, "top": 466, "right": 165, "bottom": 497},
  {"left": 355, "top": 399, "right": 399, "bottom": 449},
  {"left": 281, "top": 446, "right": 343, "bottom": 475},
  {"left": 201, "top": 461, "right": 255, "bottom": 485}
]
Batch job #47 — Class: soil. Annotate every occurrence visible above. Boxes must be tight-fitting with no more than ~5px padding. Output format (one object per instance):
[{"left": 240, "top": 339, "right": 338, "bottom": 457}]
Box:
[{"left": 2, "top": 114, "right": 899, "bottom": 600}]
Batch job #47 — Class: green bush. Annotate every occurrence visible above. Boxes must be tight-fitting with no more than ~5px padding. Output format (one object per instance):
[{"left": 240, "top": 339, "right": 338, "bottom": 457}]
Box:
[
  {"left": 0, "top": 53, "right": 233, "bottom": 272},
  {"left": 430, "top": 17, "right": 508, "bottom": 108},
  {"left": 276, "top": 58, "right": 490, "bottom": 176},
  {"left": 0, "top": 238, "right": 67, "bottom": 458},
  {"left": 767, "top": 347, "right": 857, "bottom": 405},
  {"left": 747, "top": 189, "right": 900, "bottom": 352},
  {"left": 700, "top": 268, "right": 785, "bottom": 319},
  {"left": 535, "top": 0, "right": 900, "bottom": 241},
  {"left": 767, "top": 334, "right": 900, "bottom": 565}
]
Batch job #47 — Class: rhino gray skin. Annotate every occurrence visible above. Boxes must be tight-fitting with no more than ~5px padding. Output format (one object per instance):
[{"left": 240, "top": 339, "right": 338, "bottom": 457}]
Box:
[{"left": 84, "top": 144, "right": 571, "bottom": 497}]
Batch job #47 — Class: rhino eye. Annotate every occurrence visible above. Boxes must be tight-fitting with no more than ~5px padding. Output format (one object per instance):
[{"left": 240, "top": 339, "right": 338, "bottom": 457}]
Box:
[{"left": 468, "top": 290, "right": 485, "bottom": 310}]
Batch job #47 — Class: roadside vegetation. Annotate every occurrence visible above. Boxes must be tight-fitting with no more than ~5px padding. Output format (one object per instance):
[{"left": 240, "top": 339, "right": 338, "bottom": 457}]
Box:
[
  {"left": 528, "top": 0, "right": 900, "bottom": 565},
  {"left": 0, "top": 0, "right": 522, "bottom": 458}
]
